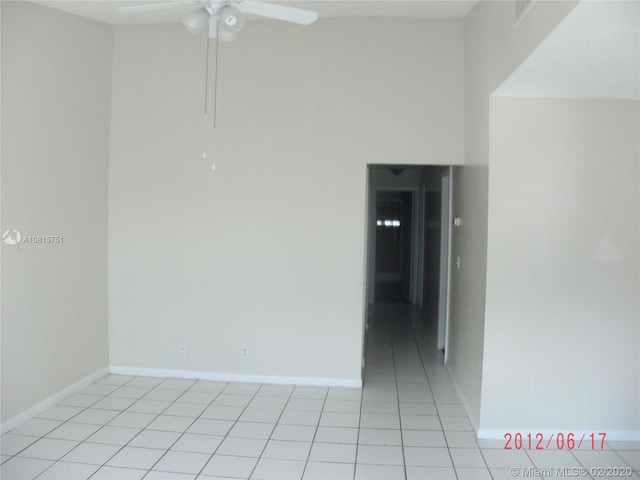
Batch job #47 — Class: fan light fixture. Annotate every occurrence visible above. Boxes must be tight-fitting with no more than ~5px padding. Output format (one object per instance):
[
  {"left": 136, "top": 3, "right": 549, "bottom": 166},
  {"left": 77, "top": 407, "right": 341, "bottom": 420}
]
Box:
[
  {"left": 183, "top": 7, "right": 211, "bottom": 34},
  {"left": 183, "top": 4, "right": 245, "bottom": 40},
  {"left": 219, "top": 5, "right": 244, "bottom": 32}
]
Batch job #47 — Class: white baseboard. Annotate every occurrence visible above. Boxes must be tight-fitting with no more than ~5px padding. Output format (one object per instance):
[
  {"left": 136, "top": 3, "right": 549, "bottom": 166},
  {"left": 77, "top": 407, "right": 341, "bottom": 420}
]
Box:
[
  {"left": 0, "top": 367, "right": 109, "bottom": 434},
  {"left": 1, "top": 366, "right": 360, "bottom": 435},
  {"left": 445, "top": 364, "right": 480, "bottom": 433},
  {"left": 444, "top": 369, "right": 640, "bottom": 443},
  {"left": 477, "top": 428, "right": 640, "bottom": 442},
  {"left": 110, "top": 366, "right": 362, "bottom": 389}
]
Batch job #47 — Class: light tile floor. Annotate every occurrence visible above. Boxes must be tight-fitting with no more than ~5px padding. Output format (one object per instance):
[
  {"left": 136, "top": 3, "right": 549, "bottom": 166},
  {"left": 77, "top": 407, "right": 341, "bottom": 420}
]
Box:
[{"left": 1, "top": 304, "right": 638, "bottom": 479}]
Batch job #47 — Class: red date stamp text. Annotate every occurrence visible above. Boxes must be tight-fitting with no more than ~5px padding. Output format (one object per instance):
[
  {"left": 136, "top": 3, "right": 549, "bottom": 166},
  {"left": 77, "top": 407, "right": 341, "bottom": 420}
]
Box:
[{"left": 504, "top": 432, "right": 607, "bottom": 450}]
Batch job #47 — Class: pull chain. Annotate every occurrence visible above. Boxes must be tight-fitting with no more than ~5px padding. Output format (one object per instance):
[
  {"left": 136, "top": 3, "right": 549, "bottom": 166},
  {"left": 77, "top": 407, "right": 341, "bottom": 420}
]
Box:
[{"left": 202, "top": 25, "right": 219, "bottom": 170}]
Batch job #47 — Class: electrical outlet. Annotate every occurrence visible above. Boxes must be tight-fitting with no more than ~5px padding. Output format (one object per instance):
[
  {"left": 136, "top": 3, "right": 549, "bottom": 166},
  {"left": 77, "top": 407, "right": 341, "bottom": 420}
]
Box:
[
  {"left": 179, "top": 343, "right": 187, "bottom": 357},
  {"left": 241, "top": 346, "right": 249, "bottom": 358}
]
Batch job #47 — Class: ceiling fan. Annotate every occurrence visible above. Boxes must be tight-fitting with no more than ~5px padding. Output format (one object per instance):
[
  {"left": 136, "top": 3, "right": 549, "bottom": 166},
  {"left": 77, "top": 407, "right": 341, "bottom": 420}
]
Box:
[
  {"left": 118, "top": 1, "right": 318, "bottom": 168},
  {"left": 118, "top": 1, "right": 318, "bottom": 43}
]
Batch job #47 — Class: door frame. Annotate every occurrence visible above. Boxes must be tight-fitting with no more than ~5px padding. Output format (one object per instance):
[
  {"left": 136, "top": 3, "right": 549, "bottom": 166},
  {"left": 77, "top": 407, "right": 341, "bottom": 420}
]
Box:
[{"left": 438, "top": 167, "right": 453, "bottom": 362}]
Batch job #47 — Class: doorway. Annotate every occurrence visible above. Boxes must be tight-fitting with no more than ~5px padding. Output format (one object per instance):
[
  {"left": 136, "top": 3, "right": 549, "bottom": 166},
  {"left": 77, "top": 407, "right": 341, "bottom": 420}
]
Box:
[
  {"left": 374, "top": 191, "right": 414, "bottom": 303},
  {"left": 364, "top": 165, "right": 453, "bottom": 364}
]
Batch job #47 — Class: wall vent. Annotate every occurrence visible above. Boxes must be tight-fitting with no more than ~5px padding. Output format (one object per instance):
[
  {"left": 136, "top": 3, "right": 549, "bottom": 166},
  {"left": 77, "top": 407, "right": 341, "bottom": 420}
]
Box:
[{"left": 515, "top": 0, "right": 533, "bottom": 23}]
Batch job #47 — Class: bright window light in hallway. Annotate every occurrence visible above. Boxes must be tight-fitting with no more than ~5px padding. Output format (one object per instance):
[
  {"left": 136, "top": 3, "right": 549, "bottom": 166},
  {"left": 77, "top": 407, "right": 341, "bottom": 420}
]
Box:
[{"left": 377, "top": 219, "right": 401, "bottom": 227}]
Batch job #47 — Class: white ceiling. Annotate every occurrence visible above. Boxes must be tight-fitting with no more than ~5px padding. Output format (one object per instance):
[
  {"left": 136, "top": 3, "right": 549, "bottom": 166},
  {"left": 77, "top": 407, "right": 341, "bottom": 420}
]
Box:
[
  {"left": 495, "top": 0, "right": 640, "bottom": 100},
  {"left": 31, "top": 0, "right": 479, "bottom": 25}
]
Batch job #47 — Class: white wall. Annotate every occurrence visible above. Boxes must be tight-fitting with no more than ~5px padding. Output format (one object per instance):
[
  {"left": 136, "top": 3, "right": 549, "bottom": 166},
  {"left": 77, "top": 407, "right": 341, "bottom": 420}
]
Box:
[
  {"left": 1, "top": 2, "right": 111, "bottom": 422},
  {"left": 483, "top": 98, "right": 639, "bottom": 436},
  {"left": 448, "top": 0, "right": 577, "bottom": 427},
  {"left": 108, "top": 18, "right": 463, "bottom": 382}
]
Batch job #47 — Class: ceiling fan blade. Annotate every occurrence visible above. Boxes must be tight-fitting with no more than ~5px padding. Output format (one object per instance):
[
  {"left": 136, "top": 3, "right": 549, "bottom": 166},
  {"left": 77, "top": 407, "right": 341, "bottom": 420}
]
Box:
[
  {"left": 237, "top": 1, "right": 318, "bottom": 25},
  {"left": 117, "top": 1, "right": 195, "bottom": 14}
]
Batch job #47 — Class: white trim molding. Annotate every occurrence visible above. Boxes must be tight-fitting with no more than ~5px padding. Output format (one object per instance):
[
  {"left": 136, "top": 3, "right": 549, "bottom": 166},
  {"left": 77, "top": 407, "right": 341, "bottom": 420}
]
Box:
[
  {"left": 0, "top": 367, "right": 109, "bottom": 434},
  {"left": 445, "top": 365, "right": 480, "bottom": 433},
  {"left": 109, "top": 366, "right": 362, "bottom": 389}
]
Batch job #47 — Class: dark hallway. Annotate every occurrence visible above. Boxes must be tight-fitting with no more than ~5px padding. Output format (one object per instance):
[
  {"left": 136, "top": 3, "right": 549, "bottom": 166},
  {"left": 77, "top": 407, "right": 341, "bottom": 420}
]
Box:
[
  {"left": 374, "top": 191, "right": 413, "bottom": 304},
  {"left": 367, "top": 166, "right": 449, "bottom": 327}
]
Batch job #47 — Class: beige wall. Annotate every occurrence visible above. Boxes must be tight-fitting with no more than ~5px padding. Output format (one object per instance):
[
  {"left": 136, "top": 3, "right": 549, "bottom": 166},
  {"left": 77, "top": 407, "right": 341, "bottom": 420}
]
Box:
[
  {"left": 449, "top": 0, "right": 577, "bottom": 427},
  {"left": 108, "top": 18, "right": 463, "bottom": 381},
  {"left": 484, "top": 97, "right": 639, "bottom": 435},
  {"left": 1, "top": 2, "right": 111, "bottom": 422}
]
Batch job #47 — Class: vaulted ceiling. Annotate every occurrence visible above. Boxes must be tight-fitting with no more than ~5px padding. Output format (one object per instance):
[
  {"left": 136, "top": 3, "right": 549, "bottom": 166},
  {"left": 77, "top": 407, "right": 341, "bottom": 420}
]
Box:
[
  {"left": 29, "top": 0, "right": 640, "bottom": 100},
  {"left": 496, "top": 0, "right": 639, "bottom": 100},
  {"left": 31, "top": 0, "right": 479, "bottom": 25}
]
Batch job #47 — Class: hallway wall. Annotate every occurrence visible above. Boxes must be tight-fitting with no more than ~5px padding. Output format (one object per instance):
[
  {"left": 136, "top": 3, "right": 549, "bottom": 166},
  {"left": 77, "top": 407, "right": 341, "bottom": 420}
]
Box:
[
  {"left": 449, "top": 0, "right": 578, "bottom": 428},
  {"left": 484, "top": 97, "right": 639, "bottom": 436}
]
